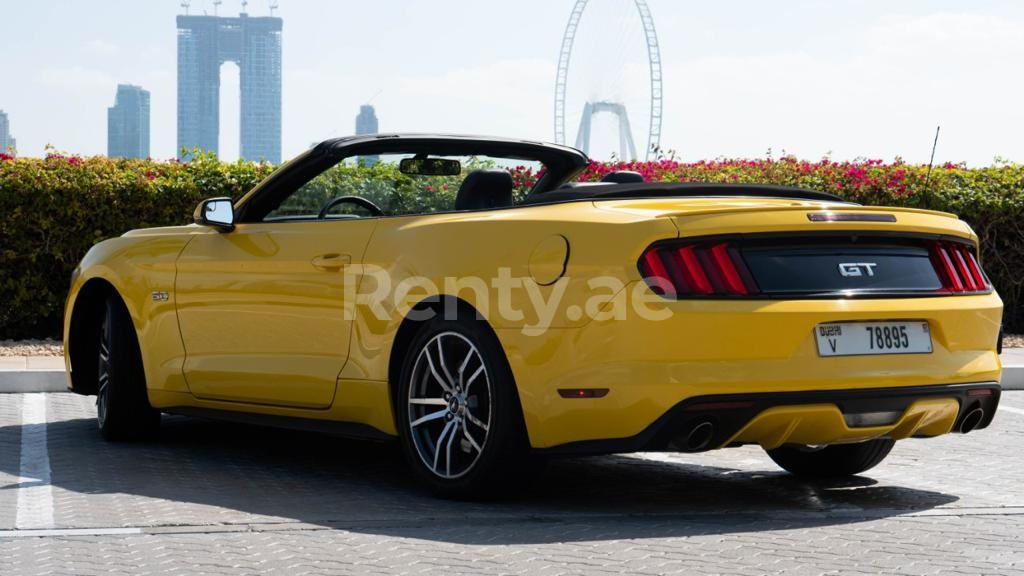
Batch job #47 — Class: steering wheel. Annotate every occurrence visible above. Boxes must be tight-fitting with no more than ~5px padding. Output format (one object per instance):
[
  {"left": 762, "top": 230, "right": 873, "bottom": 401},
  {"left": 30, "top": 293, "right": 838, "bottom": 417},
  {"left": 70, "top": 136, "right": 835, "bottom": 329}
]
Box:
[{"left": 318, "top": 195, "right": 384, "bottom": 219}]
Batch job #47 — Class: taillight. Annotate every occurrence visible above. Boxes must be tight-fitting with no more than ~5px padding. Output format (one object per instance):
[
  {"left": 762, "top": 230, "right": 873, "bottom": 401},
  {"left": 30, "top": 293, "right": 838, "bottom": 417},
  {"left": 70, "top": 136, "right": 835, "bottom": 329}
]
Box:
[
  {"left": 639, "top": 241, "right": 758, "bottom": 297},
  {"left": 929, "top": 242, "right": 990, "bottom": 294}
]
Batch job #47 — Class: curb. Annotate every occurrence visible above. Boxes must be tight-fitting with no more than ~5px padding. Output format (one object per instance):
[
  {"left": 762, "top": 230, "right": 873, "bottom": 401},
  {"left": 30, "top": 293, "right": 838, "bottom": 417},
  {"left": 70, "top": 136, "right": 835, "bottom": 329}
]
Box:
[
  {"left": 1001, "top": 366, "right": 1024, "bottom": 391},
  {"left": 0, "top": 371, "right": 68, "bottom": 393},
  {"left": 2, "top": 367, "right": 1023, "bottom": 394}
]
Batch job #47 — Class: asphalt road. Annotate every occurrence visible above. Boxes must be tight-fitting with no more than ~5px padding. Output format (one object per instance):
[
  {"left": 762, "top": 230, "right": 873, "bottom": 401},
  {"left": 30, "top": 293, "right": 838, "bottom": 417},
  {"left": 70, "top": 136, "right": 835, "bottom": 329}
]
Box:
[{"left": 1, "top": 392, "right": 1023, "bottom": 575}]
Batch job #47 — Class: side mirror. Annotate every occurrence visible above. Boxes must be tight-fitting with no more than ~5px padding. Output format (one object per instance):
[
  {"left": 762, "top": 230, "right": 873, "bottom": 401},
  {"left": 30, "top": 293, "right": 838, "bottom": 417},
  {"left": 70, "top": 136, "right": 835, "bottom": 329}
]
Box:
[{"left": 194, "top": 197, "right": 235, "bottom": 232}]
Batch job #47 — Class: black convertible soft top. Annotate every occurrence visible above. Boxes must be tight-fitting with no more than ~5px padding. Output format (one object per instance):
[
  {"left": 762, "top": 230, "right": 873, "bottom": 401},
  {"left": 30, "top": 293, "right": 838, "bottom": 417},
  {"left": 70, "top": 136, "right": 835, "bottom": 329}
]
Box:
[
  {"left": 522, "top": 182, "right": 847, "bottom": 205},
  {"left": 236, "top": 135, "right": 848, "bottom": 222}
]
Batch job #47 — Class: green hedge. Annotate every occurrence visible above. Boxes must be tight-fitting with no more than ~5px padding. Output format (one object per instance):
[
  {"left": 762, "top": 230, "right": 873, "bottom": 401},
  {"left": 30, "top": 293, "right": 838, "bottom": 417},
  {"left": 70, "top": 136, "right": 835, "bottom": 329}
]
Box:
[
  {"left": 1, "top": 152, "right": 1022, "bottom": 339},
  {"left": 0, "top": 153, "right": 274, "bottom": 338}
]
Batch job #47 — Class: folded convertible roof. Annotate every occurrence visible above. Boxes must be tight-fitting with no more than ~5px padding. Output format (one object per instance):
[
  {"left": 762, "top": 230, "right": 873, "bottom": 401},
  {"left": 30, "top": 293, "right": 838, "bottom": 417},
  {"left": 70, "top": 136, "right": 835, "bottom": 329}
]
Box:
[{"left": 522, "top": 182, "right": 847, "bottom": 205}]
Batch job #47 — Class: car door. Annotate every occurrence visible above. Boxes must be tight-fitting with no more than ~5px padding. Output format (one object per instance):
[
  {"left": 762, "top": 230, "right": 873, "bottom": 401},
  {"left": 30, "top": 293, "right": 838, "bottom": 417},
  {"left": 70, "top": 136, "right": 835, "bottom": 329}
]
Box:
[
  {"left": 175, "top": 219, "right": 376, "bottom": 408},
  {"left": 174, "top": 156, "right": 380, "bottom": 409}
]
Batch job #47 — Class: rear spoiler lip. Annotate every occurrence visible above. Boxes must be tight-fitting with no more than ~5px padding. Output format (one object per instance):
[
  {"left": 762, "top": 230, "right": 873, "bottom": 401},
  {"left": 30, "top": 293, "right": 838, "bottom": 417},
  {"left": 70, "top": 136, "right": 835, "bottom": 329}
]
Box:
[{"left": 627, "top": 203, "right": 960, "bottom": 222}]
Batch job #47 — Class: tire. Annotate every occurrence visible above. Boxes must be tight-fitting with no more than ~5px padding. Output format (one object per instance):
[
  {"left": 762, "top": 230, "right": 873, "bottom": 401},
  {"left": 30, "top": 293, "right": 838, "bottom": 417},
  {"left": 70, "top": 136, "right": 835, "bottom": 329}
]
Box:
[
  {"left": 766, "top": 438, "right": 895, "bottom": 478},
  {"left": 396, "top": 314, "right": 533, "bottom": 498},
  {"left": 96, "top": 295, "right": 160, "bottom": 441}
]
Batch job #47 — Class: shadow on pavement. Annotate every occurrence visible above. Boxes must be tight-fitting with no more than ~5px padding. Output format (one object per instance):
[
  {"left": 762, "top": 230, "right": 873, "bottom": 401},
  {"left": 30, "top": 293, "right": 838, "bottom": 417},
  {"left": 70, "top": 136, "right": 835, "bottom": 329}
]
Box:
[{"left": 0, "top": 413, "right": 960, "bottom": 544}]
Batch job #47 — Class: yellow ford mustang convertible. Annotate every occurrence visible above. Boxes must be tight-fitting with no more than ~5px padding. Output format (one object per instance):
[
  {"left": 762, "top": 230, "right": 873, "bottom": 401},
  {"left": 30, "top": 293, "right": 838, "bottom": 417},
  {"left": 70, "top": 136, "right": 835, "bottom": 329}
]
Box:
[{"left": 64, "top": 135, "right": 1003, "bottom": 497}]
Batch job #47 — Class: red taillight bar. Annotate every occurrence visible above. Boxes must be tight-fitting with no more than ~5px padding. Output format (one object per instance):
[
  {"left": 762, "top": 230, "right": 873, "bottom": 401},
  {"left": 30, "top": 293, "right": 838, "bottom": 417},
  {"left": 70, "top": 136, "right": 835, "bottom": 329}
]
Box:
[
  {"left": 641, "top": 249, "right": 674, "bottom": 295},
  {"left": 962, "top": 248, "right": 987, "bottom": 288},
  {"left": 709, "top": 243, "right": 749, "bottom": 295},
  {"left": 639, "top": 241, "right": 758, "bottom": 297},
  {"left": 677, "top": 246, "right": 713, "bottom": 294},
  {"left": 949, "top": 248, "right": 977, "bottom": 291}
]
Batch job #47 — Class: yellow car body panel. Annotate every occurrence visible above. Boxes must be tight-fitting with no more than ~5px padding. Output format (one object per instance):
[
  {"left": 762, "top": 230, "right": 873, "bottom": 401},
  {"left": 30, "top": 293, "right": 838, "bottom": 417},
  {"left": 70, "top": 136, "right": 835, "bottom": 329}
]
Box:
[
  {"left": 173, "top": 220, "right": 378, "bottom": 409},
  {"left": 64, "top": 227, "right": 196, "bottom": 398},
  {"left": 495, "top": 289, "right": 1000, "bottom": 448},
  {"left": 64, "top": 194, "right": 1002, "bottom": 452}
]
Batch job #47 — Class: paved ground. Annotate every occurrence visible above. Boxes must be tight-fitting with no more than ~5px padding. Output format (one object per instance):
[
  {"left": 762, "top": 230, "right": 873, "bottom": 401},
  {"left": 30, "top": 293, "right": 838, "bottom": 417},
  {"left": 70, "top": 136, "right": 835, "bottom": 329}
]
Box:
[{"left": 1, "top": 393, "right": 1023, "bottom": 575}]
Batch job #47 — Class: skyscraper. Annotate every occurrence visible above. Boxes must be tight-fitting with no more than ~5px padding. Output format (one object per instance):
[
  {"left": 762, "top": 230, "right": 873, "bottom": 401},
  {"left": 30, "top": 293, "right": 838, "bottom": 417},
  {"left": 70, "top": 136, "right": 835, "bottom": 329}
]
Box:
[
  {"left": 0, "top": 110, "right": 15, "bottom": 156},
  {"left": 355, "top": 105, "right": 379, "bottom": 135},
  {"left": 354, "top": 105, "right": 379, "bottom": 166},
  {"left": 177, "top": 11, "right": 282, "bottom": 163},
  {"left": 107, "top": 84, "right": 151, "bottom": 159}
]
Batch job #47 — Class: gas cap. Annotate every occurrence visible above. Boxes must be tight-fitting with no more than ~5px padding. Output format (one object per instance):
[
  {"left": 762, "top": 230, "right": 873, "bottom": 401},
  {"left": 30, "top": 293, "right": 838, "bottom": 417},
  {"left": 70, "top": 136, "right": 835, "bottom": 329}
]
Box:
[{"left": 529, "top": 235, "right": 569, "bottom": 286}]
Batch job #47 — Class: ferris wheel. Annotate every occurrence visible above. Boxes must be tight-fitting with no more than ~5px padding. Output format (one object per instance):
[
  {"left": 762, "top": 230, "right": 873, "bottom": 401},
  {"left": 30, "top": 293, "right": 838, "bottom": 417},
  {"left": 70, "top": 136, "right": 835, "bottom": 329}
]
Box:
[{"left": 554, "top": 0, "right": 663, "bottom": 160}]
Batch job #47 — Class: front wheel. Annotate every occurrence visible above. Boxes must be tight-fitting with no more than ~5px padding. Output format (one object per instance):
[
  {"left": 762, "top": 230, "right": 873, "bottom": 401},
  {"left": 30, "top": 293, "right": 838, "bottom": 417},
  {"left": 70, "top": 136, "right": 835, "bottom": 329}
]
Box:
[
  {"left": 96, "top": 296, "right": 160, "bottom": 441},
  {"left": 765, "top": 438, "right": 895, "bottom": 478},
  {"left": 396, "top": 316, "right": 533, "bottom": 498}
]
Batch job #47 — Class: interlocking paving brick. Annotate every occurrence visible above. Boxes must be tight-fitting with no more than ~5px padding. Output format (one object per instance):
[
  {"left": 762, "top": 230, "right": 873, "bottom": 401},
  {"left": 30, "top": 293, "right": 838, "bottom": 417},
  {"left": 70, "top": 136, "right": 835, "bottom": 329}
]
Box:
[
  {"left": 0, "top": 392, "right": 1021, "bottom": 574},
  {"left": 0, "top": 394, "right": 22, "bottom": 529}
]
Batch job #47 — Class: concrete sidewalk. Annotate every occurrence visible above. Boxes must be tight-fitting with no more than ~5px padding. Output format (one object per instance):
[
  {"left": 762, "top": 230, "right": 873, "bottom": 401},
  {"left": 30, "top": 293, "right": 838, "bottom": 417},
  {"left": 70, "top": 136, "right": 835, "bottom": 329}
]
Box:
[
  {"left": 2, "top": 352, "right": 1023, "bottom": 393},
  {"left": 0, "top": 356, "right": 66, "bottom": 393}
]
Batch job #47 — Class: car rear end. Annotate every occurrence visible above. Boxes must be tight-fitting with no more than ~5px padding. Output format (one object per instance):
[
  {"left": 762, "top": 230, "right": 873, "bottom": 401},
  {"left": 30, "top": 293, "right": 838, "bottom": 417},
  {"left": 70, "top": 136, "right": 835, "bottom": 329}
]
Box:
[{"left": 524, "top": 199, "right": 1002, "bottom": 454}]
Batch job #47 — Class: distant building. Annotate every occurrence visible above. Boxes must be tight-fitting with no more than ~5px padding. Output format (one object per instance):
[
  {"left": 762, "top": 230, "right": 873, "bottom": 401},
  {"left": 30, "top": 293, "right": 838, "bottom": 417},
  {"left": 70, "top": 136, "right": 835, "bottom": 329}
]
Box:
[
  {"left": 355, "top": 105, "right": 379, "bottom": 135},
  {"left": 0, "top": 110, "right": 15, "bottom": 155},
  {"left": 355, "top": 104, "right": 379, "bottom": 165},
  {"left": 177, "top": 12, "right": 282, "bottom": 162},
  {"left": 107, "top": 84, "right": 151, "bottom": 159}
]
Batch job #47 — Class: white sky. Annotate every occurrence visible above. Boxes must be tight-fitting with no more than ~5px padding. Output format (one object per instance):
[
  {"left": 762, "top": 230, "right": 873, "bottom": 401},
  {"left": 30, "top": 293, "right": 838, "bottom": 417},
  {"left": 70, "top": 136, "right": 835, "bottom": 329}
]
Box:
[{"left": 2, "top": 0, "right": 1022, "bottom": 165}]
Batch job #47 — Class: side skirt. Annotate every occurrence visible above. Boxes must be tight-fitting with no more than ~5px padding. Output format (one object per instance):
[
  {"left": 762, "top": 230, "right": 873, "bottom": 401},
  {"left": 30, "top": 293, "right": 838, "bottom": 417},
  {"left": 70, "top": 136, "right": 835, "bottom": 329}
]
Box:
[{"left": 163, "top": 406, "right": 396, "bottom": 443}]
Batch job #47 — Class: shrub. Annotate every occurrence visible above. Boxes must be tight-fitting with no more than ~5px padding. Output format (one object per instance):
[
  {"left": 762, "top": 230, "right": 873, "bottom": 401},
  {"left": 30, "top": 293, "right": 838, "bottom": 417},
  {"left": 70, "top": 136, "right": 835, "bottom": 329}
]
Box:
[
  {"left": 0, "top": 152, "right": 274, "bottom": 338},
  {"left": 0, "top": 152, "right": 1021, "bottom": 339}
]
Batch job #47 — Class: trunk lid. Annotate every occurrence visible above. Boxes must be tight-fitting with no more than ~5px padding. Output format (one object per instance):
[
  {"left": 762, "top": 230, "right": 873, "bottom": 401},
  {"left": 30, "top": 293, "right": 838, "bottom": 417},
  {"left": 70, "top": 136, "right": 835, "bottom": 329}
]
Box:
[{"left": 592, "top": 197, "right": 975, "bottom": 241}]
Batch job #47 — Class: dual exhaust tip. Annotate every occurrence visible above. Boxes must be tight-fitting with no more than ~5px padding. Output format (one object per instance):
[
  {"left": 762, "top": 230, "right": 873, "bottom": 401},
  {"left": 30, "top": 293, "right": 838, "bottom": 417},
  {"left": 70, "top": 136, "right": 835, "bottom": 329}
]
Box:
[
  {"left": 674, "top": 420, "right": 716, "bottom": 452},
  {"left": 675, "top": 405, "right": 985, "bottom": 450},
  {"left": 959, "top": 407, "right": 985, "bottom": 434}
]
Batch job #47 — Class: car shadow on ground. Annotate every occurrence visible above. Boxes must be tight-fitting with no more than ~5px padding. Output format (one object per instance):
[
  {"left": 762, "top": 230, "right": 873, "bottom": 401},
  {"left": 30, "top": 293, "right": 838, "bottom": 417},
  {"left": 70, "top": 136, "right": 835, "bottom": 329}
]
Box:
[{"left": 0, "top": 413, "right": 959, "bottom": 545}]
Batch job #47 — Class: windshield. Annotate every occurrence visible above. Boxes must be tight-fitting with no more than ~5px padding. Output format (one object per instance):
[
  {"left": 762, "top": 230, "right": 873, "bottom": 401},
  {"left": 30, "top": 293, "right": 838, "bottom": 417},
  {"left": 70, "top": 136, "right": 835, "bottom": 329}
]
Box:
[{"left": 263, "top": 153, "right": 543, "bottom": 221}]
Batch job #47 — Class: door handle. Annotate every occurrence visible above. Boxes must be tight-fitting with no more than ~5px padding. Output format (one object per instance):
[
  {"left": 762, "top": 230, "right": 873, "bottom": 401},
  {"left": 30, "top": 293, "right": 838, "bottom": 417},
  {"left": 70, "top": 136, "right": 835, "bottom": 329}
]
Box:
[{"left": 311, "top": 253, "right": 351, "bottom": 271}]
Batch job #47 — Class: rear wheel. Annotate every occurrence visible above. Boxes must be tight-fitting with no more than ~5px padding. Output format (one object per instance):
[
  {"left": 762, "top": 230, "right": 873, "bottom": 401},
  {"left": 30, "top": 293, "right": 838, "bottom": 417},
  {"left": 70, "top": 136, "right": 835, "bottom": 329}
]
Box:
[
  {"left": 396, "top": 315, "right": 533, "bottom": 498},
  {"left": 765, "top": 438, "right": 895, "bottom": 478},
  {"left": 96, "top": 296, "right": 160, "bottom": 441}
]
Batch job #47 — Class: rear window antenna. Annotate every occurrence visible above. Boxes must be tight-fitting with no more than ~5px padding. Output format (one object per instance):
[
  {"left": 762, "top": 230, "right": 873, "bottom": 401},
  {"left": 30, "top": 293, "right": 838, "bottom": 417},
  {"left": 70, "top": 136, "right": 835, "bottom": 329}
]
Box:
[{"left": 924, "top": 125, "right": 941, "bottom": 190}]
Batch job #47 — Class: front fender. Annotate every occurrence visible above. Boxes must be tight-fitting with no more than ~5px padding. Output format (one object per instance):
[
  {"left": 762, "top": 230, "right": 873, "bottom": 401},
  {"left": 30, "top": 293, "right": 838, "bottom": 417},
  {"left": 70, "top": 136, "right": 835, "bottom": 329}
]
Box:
[{"left": 63, "top": 231, "right": 196, "bottom": 397}]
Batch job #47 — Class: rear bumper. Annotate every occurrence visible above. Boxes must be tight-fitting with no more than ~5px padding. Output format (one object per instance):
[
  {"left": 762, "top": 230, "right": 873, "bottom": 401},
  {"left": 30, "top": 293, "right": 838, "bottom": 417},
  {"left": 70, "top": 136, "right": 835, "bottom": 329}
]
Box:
[
  {"left": 539, "top": 382, "right": 1000, "bottom": 455},
  {"left": 499, "top": 290, "right": 1002, "bottom": 449}
]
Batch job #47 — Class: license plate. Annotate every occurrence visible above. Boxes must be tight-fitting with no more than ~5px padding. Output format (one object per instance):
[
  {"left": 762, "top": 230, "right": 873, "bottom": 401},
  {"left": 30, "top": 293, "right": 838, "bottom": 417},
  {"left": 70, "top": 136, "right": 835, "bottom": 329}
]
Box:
[{"left": 815, "top": 321, "right": 932, "bottom": 357}]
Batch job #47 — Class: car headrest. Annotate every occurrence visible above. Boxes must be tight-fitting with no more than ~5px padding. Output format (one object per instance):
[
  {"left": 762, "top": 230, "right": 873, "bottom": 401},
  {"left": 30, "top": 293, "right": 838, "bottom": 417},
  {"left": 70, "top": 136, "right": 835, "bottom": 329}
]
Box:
[
  {"left": 601, "top": 170, "right": 646, "bottom": 184},
  {"left": 454, "top": 170, "right": 514, "bottom": 211}
]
